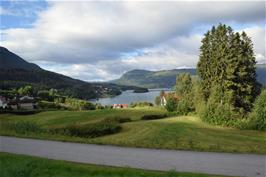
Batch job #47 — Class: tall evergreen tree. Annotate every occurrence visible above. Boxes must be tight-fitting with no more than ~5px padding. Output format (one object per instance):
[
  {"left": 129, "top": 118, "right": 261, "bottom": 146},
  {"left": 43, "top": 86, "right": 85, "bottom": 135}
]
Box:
[
  {"left": 197, "top": 24, "right": 259, "bottom": 112},
  {"left": 175, "top": 73, "right": 192, "bottom": 96}
]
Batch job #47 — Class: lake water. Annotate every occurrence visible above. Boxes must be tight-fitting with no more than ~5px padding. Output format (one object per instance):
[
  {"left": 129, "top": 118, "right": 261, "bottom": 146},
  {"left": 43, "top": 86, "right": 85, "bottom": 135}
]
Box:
[{"left": 90, "top": 89, "right": 171, "bottom": 105}]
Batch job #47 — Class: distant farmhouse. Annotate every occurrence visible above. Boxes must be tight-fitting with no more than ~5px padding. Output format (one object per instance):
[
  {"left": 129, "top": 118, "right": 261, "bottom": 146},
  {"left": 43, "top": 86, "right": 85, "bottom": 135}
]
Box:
[
  {"left": 159, "top": 92, "right": 179, "bottom": 106},
  {"left": 160, "top": 94, "right": 167, "bottom": 106},
  {"left": 112, "top": 104, "right": 128, "bottom": 109},
  {"left": 8, "top": 96, "right": 37, "bottom": 110}
]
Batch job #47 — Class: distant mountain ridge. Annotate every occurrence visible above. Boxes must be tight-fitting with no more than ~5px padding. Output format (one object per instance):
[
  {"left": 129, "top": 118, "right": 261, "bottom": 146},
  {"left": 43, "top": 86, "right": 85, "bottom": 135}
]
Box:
[
  {"left": 256, "top": 64, "right": 266, "bottom": 86},
  {"left": 112, "top": 68, "right": 197, "bottom": 88},
  {"left": 0, "top": 47, "right": 143, "bottom": 99},
  {"left": 113, "top": 65, "right": 266, "bottom": 88}
]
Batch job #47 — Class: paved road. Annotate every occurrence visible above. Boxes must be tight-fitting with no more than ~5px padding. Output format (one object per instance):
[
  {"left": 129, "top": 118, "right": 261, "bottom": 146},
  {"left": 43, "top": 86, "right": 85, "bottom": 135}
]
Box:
[{"left": 0, "top": 136, "right": 265, "bottom": 177}]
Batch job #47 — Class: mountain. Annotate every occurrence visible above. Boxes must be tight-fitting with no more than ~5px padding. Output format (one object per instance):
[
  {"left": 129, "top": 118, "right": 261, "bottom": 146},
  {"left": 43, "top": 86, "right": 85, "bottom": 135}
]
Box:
[
  {"left": 256, "top": 64, "right": 266, "bottom": 86},
  {"left": 112, "top": 69, "right": 197, "bottom": 88},
  {"left": 0, "top": 47, "right": 41, "bottom": 71},
  {"left": 113, "top": 65, "right": 266, "bottom": 88},
  {"left": 0, "top": 47, "right": 143, "bottom": 99}
]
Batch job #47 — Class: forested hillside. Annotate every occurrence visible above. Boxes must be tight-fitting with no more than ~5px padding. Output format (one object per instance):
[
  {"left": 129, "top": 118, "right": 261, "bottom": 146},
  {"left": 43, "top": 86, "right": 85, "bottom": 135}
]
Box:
[
  {"left": 0, "top": 47, "right": 144, "bottom": 99},
  {"left": 113, "top": 66, "right": 265, "bottom": 88},
  {"left": 112, "top": 69, "right": 196, "bottom": 88},
  {"left": 0, "top": 47, "right": 41, "bottom": 71}
]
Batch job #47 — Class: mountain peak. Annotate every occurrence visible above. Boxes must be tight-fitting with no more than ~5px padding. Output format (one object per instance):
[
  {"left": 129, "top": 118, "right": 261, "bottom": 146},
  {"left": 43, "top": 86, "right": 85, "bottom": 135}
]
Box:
[
  {"left": 0, "top": 46, "right": 9, "bottom": 51},
  {"left": 0, "top": 46, "right": 41, "bottom": 71}
]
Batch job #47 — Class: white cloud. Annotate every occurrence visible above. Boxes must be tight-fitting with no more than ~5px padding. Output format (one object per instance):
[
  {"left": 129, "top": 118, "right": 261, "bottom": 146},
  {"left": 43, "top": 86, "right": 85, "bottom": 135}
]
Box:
[
  {"left": 1, "top": 1, "right": 265, "bottom": 81},
  {"left": 243, "top": 26, "right": 266, "bottom": 64},
  {"left": 0, "top": 6, "right": 14, "bottom": 15}
]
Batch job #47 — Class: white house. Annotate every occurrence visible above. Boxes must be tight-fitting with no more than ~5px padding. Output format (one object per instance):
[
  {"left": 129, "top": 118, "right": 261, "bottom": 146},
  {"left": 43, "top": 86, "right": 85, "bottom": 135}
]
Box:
[
  {"left": 19, "top": 96, "right": 37, "bottom": 110},
  {"left": 0, "top": 96, "right": 8, "bottom": 109},
  {"left": 8, "top": 96, "right": 37, "bottom": 110},
  {"left": 112, "top": 104, "right": 128, "bottom": 109},
  {"left": 160, "top": 96, "right": 167, "bottom": 106}
]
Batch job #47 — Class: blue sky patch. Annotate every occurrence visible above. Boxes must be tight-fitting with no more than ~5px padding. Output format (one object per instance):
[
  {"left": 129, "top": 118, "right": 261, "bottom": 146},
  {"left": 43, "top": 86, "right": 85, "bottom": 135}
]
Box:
[{"left": 0, "top": 0, "right": 48, "bottom": 29}]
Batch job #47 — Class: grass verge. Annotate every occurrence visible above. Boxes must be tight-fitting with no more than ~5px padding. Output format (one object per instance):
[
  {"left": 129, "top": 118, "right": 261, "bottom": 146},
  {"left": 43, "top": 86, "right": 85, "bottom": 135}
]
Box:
[{"left": 0, "top": 152, "right": 228, "bottom": 177}]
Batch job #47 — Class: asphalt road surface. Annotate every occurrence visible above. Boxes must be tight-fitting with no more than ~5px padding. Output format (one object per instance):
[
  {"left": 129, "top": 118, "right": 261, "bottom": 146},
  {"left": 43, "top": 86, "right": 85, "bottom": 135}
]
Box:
[{"left": 1, "top": 136, "right": 265, "bottom": 177}]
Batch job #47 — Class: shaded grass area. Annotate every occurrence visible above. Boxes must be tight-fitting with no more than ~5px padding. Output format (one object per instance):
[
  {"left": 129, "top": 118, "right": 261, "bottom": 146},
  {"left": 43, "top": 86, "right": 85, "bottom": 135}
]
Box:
[
  {"left": 0, "top": 152, "right": 227, "bottom": 177},
  {"left": 0, "top": 108, "right": 166, "bottom": 128},
  {"left": 0, "top": 108, "right": 265, "bottom": 154}
]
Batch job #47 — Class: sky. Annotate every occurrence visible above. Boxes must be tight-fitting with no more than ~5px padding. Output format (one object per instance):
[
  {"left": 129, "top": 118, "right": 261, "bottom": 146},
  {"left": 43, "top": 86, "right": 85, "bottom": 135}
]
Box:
[{"left": 1, "top": 0, "right": 265, "bottom": 81}]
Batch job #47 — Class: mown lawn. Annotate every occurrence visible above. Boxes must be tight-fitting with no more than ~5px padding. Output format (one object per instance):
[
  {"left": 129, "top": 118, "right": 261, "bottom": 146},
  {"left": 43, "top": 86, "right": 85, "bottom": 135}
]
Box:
[
  {"left": 0, "top": 152, "right": 227, "bottom": 177},
  {"left": 0, "top": 108, "right": 166, "bottom": 127},
  {"left": 0, "top": 108, "right": 265, "bottom": 154}
]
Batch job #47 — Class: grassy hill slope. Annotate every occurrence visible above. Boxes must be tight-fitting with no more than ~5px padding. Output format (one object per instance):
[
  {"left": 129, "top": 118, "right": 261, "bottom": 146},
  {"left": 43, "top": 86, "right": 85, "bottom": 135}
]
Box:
[{"left": 1, "top": 108, "right": 265, "bottom": 154}]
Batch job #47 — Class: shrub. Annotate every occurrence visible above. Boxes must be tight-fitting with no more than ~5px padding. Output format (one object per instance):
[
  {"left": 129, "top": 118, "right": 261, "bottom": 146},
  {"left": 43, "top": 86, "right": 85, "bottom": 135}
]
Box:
[
  {"left": 51, "top": 122, "right": 122, "bottom": 138},
  {"left": 154, "top": 96, "right": 161, "bottom": 106},
  {"left": 176, "top": 99, "right": 193, "bottom": 115},
  {"left": 250, "top": 90, "right": 266, "bottom": 131},
  {"left": 165, "top": 96, "right": 178, "bottom": 112},
  {"left": 200, "top": 102, "right": 253, "bottom": 129},
  {"left": 141, "top": 114, "right": 167, "bottom": 120},
  {"left": 95, "top": 103, "right": 104, "bottom": 110},
  {"left": 102, "top": 117, "right": 132, "bottom": 123},
  {"left": 201, "top": 102, "right": 234, "bottom": 125},
  {"left": 82, "top": 102, "right": 96, "bottom": 110},
  {"left": 130, "top": 102, "right": 153, "bottom": 108},
  {"left": 64, "top": 98, "right": 96, "bottom": 110},
  {"left": 38, "top": 101, "right": 66, "bottom": 110},
  {"left": 0, "top": 110, "right": 40, "bottom": 115},
  {"left": 4, "top": 121, "right": 44, "bottom": 134}
]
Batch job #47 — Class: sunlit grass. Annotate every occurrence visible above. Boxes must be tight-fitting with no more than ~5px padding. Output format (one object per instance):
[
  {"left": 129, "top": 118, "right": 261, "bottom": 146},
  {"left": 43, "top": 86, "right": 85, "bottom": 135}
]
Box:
[
  {"left": 0, "top": 152, "right": 227, "bottom": 177},
  {"left": 1, "top": 108, "right": 265, "bottom": 154}
]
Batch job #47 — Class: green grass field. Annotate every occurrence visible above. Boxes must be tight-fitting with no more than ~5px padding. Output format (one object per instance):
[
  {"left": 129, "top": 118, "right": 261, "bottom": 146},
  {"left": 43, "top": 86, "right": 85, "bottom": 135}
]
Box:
[
  {"left": 0, "top": 108, "right": 265, "bottom": 154},
  {"left": 0, "top": 152, "right": 227, "bottom": 177}
]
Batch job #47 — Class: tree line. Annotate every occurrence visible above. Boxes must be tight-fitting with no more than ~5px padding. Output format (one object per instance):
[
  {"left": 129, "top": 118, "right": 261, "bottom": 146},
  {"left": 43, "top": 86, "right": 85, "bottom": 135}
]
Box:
[{"left": 162, "top": 24, "right": 265, "bottom": 131}]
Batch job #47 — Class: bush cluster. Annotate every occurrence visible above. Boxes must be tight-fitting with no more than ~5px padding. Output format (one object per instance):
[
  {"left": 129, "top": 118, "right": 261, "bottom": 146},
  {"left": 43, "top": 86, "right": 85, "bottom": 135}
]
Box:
[
  {"left": 64, "top": 98, "right": 96, "bottom": 110},
  {"left": 176, "top": 99, "right": 193, "bottom": 115},
  {"left": 3, "top": 121, "right": 44, "bottom": 134},
  {"left": 141, "top": 114, "right": 167, "bottom": 120},
  {"left": 38, "top": 101, "right": 67, "bottom": 110},
  {"left": 102, "top": 117, "right": 132, "bottom": 123},
  {"left": 0, "top": 110, "right": 40, "bottom": 115},
  {"left": 38, "top": 99, "right": 99, "bottom": 111},
  {"left": 130, "top": 102, "right": 153, "bottom": 108},
  {"left": 50, "top": 122, "right": 122, "bottom": 138},
  {"left": 165, "top": 95, "right": 178, "bottom": 112},
  {"left": 250, "top": 90, "right": 266, "bottom": 131}
]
